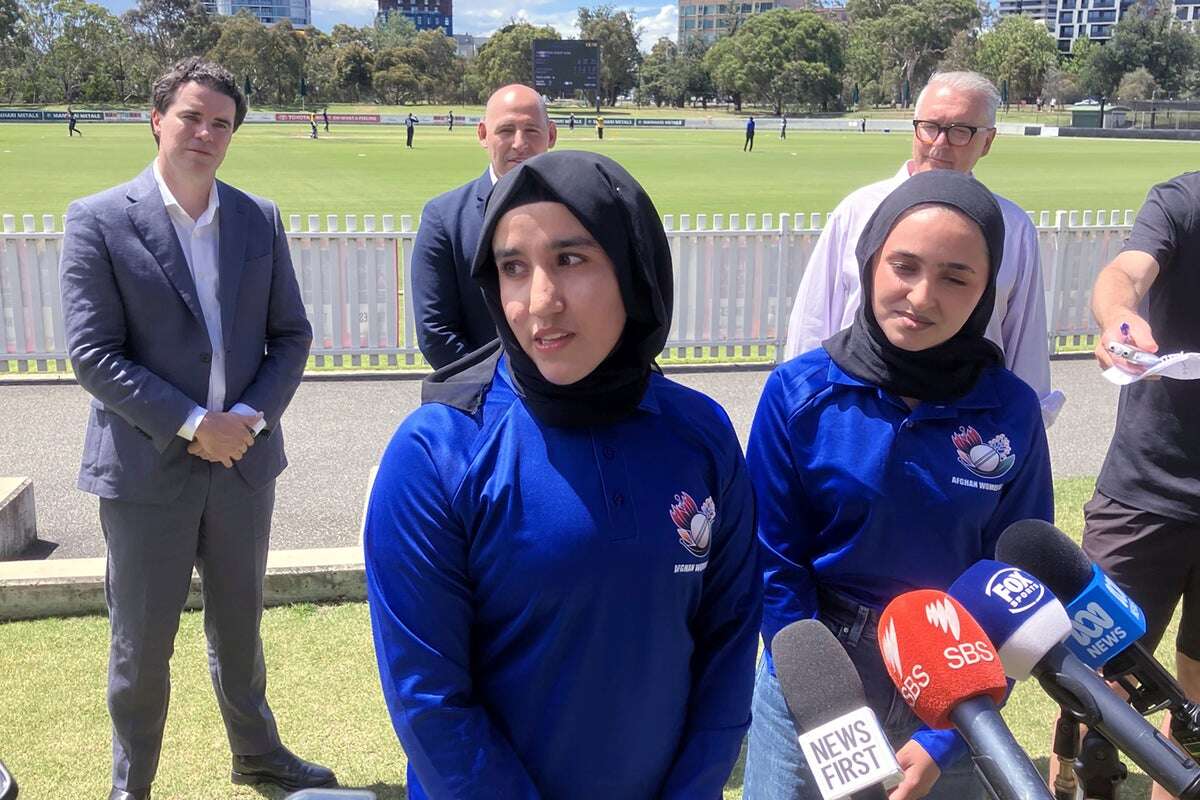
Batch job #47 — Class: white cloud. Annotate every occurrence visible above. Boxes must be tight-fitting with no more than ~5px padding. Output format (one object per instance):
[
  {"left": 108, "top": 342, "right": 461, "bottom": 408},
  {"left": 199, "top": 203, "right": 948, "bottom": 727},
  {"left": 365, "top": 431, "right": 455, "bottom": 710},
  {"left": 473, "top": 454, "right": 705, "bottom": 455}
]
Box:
[
  {"left": 453, "top": 0, "right": 581, "bottom": 36},
  {"left": 635, "top": 4, "right": 676, "bottom": 47},
  {"left": 314, "top": 0, "right": 376, "bottom": 12}
]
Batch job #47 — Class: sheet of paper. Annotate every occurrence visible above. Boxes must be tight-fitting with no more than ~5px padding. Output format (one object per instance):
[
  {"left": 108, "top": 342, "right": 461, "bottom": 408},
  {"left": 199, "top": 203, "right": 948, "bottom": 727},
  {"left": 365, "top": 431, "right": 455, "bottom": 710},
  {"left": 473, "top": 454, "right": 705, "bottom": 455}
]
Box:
[{"left": 1103, "top": 351, "right": 1200, "bottom": 385}]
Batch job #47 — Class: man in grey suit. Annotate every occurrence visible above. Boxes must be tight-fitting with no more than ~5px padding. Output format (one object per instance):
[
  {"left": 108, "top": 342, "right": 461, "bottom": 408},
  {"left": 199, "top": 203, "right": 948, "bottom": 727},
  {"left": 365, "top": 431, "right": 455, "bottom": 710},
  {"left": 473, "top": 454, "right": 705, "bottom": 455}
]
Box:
[{"left": 59, "top": 58, "right": 333, "bottom": 800}]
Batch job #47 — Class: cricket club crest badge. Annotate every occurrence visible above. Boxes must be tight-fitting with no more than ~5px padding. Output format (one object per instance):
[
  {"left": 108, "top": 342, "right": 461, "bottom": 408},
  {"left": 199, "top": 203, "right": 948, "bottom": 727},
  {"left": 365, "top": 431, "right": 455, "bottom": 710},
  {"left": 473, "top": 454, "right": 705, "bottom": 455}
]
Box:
[
  {"left": 952, "top": 425, "right": 1016, "bottom": 479},
  {"left": 669, "top": 492, "right": 715, "bottom": 558}
]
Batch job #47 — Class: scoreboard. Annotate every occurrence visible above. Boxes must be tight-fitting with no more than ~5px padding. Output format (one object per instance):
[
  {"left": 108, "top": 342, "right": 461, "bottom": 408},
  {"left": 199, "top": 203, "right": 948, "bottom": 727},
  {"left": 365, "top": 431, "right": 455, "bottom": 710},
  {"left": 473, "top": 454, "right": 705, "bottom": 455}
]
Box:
[{"left": 532, "top": 40, "right": 600, "bottom": 97}]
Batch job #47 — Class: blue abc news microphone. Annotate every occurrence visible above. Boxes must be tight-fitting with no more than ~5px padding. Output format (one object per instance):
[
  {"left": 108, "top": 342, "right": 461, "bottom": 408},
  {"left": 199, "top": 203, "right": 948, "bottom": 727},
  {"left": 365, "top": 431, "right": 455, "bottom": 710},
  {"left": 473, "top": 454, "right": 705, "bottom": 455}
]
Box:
[
  {"left": 997, "top": 519, "right": 1200, "bottom": 758},
  {"left": 949, "top": 557, "right": 1200, "bottom": 799}
]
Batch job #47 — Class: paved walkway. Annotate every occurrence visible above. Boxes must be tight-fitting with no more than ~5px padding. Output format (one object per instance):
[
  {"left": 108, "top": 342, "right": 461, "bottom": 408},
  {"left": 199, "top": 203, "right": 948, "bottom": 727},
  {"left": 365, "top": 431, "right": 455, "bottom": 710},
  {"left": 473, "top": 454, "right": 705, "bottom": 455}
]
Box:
[{"left": 0, "top": 358, "right": 1117, "bottom": 560}]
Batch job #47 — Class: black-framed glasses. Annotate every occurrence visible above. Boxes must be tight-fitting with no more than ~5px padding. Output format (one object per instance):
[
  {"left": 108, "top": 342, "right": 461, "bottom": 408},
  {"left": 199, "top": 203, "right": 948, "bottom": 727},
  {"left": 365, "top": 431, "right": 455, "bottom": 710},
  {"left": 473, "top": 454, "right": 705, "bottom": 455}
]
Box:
[{"left": 912, "top": 120, "right": 992, "bottom": 146}]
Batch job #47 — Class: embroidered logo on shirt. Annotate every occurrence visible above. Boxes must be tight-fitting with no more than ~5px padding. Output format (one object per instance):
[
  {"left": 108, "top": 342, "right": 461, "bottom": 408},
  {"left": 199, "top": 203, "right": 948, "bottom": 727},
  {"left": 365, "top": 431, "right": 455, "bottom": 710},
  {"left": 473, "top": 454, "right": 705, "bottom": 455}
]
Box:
[
  {"left": 669, "top": 491, "right": 715, "bottom": 559},
  {"left": 951, "top": 425, "right": 1015, "bottom": 479}
]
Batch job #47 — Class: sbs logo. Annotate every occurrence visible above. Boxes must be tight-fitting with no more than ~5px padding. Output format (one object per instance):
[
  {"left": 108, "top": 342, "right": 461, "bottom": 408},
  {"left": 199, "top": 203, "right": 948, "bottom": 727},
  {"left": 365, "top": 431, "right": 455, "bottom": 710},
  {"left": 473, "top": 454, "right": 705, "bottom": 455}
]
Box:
[
  {"left": 925, "top": 598, "right": 962, "bottom": 640},
  {"left": 880, "top": 619, "right": 902, "bottom": 679}
]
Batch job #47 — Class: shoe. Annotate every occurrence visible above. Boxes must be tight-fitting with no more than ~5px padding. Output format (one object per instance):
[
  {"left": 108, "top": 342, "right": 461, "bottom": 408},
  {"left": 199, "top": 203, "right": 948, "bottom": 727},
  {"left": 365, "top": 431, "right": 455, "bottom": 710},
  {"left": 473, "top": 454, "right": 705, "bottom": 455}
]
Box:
[
  {"left": 108, "top": 788, "right": 151, "bottom": 800},
  {"left": 231, "top": 745, "right": 336, "bottom": 791}
]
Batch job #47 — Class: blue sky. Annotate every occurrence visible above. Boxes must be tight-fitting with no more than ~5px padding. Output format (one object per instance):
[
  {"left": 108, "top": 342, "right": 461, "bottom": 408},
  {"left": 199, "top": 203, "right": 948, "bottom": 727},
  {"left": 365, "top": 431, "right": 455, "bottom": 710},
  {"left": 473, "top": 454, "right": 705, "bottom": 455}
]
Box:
[{"left": 94, "top": 0, "right": 680, "bottom": 48}]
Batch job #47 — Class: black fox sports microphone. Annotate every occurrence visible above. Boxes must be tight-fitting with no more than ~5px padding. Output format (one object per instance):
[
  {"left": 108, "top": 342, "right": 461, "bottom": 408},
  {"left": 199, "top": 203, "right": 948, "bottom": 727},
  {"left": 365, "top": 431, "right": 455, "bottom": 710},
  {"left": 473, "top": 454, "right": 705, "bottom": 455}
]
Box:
[
  {"left": 995, "top": 522, "right": 1200, "bottom": 798},
  {"left": 773, "top": 619, "right": 902, "bottom": 800},
  {"left": 998, "top": 519, "right": 1200, "bottom": 758},
  {"left": 879, "top": 590, "right": 1051, "bottom": 800}
]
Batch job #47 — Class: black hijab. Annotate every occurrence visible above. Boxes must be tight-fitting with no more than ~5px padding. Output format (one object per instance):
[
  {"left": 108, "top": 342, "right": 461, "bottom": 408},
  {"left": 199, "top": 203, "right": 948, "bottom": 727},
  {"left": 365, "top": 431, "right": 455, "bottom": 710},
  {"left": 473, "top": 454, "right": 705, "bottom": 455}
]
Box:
[
  {"left": 823, "top": 169, "right": 1006, "bottom": 402},
  {"left": 423, "top": 151, "right": 673, "bottom": 428}
]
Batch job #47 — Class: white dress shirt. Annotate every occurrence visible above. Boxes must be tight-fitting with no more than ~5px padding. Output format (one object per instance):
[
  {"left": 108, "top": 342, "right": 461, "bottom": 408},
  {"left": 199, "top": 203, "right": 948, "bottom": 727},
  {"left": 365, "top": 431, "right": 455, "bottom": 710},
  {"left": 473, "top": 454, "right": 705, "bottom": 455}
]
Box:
[
  {"left": 152, "top": 162, "right": 264, "bottom": 441},
  {"left": 783, "top": 161, "right": 1065, "bottom": 426}
]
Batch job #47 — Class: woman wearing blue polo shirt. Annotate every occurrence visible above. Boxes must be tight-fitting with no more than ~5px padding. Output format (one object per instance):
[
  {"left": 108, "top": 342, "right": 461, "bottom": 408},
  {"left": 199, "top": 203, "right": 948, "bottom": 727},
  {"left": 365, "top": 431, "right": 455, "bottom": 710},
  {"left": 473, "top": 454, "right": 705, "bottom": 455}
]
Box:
[
  {"left": 364, "top": 151, "right": 761, "bottom": 799},
  {"left": 743, "top": 170, "right": 1053, "bottom": 800}
]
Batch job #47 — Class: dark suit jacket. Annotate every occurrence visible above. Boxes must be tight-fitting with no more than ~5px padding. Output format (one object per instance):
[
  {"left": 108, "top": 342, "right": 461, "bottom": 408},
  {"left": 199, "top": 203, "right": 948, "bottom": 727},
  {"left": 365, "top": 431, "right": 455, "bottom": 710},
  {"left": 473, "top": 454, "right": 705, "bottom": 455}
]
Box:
[
  {"left": 60, "top": 166, "right": 313, "bottom": 504},
  {"left": 411, "top": 170, "right": 498, "bottom": 369}
]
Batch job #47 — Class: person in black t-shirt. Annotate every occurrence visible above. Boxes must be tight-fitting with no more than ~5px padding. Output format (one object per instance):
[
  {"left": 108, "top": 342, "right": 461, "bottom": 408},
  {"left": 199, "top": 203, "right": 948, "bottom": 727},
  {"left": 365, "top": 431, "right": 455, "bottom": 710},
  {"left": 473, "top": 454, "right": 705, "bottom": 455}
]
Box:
[{"left": 1085, "top": 172, "right": 1200, "bottom": 800}]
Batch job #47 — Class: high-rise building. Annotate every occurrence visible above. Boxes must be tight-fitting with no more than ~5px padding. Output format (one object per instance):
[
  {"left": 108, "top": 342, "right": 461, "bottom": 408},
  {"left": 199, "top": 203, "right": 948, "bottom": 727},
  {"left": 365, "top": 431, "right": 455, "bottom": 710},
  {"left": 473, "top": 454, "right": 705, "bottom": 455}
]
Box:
[
  {"left": 1050, "top": 0, "right": 1136, "bottom": 52},
  {"left": 453, "top": 33, "right": 488, "bottom": 57},
  {"left": 202, "top": 0, "right": 310, "bottom": 27},
  {"left": 996, "top": 0, "right": 1057, "bottom": 28},
  {"left": 377, "top": 0, "right": 453, "bottom": 35},
  {"left": 1173, "top": 0, "right": 1200, "bottom": 29},
  {"left": 992, "top": 1, "right": 1200, "bottom": 52},
  {"left": 678, "top": 0, "right": 845, "bottom": 46}
]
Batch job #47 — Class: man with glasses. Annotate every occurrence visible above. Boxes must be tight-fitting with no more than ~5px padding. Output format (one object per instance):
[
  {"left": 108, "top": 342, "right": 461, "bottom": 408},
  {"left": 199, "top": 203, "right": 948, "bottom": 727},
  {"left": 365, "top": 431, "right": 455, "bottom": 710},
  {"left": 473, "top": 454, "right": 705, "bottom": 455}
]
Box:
[{"left": 784, "top": 71, "right": 1061, "bottom": 425}]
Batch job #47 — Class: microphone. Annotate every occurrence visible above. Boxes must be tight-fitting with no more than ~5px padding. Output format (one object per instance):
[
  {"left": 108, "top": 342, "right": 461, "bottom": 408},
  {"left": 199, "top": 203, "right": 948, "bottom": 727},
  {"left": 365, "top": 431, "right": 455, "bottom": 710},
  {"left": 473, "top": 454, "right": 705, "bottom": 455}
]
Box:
[
  {"left": 996, "top": 520, "right": 1146, "bottom": 671},
  {"left": 947, "top": 560, "right": 1074, "bottom": 681},
  {"left": 878, "top": 590, "right": 1052, "bottom": 800},
  {"left": 998, "top": 519, "right": 1200, "bottom": 756},
  {"left": 954, "top": 550, "right": 1200, "bottom": 799},
  {"left": 772, "top": 619, "right": 901, "bottom": 800}
]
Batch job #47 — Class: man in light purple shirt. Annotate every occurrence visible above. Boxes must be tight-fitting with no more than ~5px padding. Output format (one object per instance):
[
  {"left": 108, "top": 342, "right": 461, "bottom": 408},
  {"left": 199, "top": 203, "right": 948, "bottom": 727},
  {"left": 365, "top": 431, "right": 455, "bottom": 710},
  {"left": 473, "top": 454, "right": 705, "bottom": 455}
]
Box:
[{"left": 784, "top": 71, "right": 1063, "bottom": 425}]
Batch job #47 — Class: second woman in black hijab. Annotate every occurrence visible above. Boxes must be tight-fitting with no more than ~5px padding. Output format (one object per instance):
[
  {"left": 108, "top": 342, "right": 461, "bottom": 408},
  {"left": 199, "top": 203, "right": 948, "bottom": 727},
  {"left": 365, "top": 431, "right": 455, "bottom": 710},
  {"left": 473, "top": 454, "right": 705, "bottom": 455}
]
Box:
[
  {"left": 364, "top": 151, "right": 761, "bottom": 799},
  {"left": 743, "top": 170, "right": 1054, "bottom": 800}
]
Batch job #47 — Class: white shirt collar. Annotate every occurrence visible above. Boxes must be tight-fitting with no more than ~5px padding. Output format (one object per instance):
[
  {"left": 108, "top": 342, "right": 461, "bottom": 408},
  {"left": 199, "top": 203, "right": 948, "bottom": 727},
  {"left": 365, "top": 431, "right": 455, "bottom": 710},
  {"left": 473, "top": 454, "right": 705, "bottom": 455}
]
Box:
[
  {"left": 898, "top": 160, "right": 977, "bottom": 180},
  {"left": 489, "top": 164, "right": 500, "bottom": 185},
  {"left": 152, "top": 160, "right": 219, "bottom": 228}
]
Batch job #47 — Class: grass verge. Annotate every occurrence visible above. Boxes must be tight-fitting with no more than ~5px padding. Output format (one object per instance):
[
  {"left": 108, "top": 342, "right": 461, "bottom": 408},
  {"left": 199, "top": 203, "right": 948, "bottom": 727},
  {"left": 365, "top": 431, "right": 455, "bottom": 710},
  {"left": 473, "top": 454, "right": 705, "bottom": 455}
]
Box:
[{"left": 0, "top": 477, "right": 1176, "bottom": 799}]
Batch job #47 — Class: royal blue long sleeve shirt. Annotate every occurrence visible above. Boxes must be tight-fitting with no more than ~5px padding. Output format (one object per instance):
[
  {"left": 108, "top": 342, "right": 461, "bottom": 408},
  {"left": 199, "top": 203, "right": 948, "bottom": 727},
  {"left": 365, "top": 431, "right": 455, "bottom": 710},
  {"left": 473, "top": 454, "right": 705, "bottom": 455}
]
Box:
[
  {"left": 747, "top": 348, "right": 1053, "bottom": 769},
  {"left": 365, "top": 358, "right": 762, "bottom": 799}
]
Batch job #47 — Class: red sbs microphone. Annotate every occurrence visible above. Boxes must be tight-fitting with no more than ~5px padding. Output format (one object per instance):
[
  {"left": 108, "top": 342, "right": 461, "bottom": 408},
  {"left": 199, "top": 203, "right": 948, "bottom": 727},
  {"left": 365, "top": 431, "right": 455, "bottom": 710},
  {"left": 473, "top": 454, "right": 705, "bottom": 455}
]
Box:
[
  {"left": 878, "top": 590, "right": 1005, "bottom": 729},
  {"left": 879, "top": 590, "right": 1052, "bottom": 800}
]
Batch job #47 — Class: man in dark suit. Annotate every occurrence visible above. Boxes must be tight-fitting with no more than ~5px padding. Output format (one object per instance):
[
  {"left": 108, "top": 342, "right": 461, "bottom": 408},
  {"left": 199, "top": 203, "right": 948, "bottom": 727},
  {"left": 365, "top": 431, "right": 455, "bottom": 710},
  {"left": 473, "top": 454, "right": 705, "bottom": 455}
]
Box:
[
  {"left": 411, "top": 83, "right": 557, "bottom": 368},
  {"left": 59, "top": 58, "right": 333, "bottom": 800}
]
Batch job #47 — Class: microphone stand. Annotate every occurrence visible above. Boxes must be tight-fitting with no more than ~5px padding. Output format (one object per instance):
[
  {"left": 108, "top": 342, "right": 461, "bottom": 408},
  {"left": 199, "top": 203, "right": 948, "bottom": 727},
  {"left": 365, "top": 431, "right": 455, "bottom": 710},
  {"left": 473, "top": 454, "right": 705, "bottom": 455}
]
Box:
[
  {"left": 1075, "top": 730, "right": 1127, "bottom": 800},
  {"left": 1053, "top": 707, "right": 1128, "bottom": 800},
  {"left": 1053, "top": 706, "right": 1080, "bottom": 800}
]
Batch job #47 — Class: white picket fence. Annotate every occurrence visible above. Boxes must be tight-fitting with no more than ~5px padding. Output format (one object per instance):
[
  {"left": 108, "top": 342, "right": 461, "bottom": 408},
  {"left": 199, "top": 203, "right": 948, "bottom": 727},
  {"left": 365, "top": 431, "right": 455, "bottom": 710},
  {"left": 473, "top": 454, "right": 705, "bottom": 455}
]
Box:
[{"left": 0, "top": 209, "right": 1135, "bottom": 373}]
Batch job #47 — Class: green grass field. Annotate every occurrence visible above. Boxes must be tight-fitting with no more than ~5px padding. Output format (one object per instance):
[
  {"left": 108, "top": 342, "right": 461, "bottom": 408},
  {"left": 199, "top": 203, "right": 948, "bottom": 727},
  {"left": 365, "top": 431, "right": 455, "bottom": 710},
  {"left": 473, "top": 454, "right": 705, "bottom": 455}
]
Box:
[
  {"left": 3, "top": 122, "right": 1198, "bottom": 221},
  {"left": 0, "top": 478, "right": 1178, "bottom": 799}
]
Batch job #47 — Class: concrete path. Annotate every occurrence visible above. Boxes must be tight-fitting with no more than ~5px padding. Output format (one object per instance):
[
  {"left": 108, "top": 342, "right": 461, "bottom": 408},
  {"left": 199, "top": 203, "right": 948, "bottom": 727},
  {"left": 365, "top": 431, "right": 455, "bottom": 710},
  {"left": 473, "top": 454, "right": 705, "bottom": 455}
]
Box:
[{"left": 0, "top": 357, "right": 1118, "bottom": 561}]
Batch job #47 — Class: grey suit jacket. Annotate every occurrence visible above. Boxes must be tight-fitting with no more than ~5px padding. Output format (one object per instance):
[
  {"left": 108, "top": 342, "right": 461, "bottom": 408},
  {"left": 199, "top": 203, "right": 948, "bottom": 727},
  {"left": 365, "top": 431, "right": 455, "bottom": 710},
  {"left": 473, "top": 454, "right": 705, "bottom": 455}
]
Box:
[{"left": 60, "top": 165, "right": 313, "bottom": 504}]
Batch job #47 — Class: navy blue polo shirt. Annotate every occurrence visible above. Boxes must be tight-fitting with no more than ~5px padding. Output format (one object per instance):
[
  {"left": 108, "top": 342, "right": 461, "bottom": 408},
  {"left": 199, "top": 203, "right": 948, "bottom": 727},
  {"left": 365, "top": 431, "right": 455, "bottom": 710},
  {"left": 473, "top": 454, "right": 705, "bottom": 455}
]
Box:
[
  {"left": 365, "top": 357, "right": 761, "bottom": 800},
  {"left": 748, "top": 348, "right": 1053, "bottom": 766}
]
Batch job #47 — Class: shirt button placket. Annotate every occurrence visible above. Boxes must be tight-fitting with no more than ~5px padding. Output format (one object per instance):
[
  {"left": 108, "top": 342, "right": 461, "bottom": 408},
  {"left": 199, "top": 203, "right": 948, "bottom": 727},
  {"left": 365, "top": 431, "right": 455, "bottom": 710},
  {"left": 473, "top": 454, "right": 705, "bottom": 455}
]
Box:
[{"left": 593, "top": 431, "right": 637, "bottom": 541}]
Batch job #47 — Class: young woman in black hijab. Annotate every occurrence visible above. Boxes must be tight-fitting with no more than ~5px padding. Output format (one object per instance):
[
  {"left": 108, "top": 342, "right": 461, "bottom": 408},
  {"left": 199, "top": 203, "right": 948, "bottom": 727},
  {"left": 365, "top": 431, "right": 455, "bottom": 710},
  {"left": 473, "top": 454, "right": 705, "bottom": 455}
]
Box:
[
  {"left": 743, "top": 170, "right": 1054, "bottom": 800},
  {"left": 364, "top": 151, "right": 761, "bottom": 800}
]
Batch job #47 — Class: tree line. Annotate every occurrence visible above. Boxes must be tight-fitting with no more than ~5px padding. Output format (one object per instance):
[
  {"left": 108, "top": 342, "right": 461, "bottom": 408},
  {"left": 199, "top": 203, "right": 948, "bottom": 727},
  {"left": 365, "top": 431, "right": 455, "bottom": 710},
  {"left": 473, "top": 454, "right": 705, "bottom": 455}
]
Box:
[
  {"left": 643, "top": 0, "right": 1200, "bottom": 113},
  {"left": 0, "top": 0, "right": 642, "bottom": 106},
  {"left": 0, "top": 0, "right": 1195, "bottom": 109}
]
